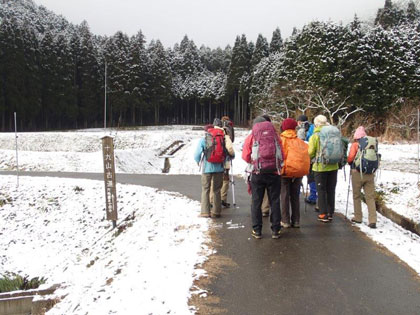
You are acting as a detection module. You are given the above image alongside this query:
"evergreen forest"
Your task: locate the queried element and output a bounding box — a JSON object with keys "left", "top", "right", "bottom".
{"left": 1, "top": 0, "right": 420, "bottom": 136}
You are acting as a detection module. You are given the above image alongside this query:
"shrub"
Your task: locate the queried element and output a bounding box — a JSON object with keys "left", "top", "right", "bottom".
{"left": 0, "top": 273, "right": 47, "bottom": 293}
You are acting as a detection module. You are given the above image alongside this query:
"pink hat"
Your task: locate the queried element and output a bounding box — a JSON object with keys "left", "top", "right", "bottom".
{"left": 354, "top": 126, "right": 366, "bottom": 140}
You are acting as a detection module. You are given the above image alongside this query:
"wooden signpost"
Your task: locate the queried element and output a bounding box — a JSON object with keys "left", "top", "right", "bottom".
{"left": 101, "top": 136, "right": 118, "bottom": 227}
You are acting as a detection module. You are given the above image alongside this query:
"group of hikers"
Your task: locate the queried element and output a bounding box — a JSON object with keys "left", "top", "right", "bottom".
{"left": 194, "top": 114, "right": 380, "bottom": 239}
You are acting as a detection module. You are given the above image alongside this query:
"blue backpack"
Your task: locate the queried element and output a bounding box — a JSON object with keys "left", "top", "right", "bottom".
{"left": 316, "top": 125, "right": 343, "bottom": 165}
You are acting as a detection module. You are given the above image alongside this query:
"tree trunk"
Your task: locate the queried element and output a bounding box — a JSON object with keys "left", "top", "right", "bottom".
{"left": 187, "top": 99, "right": 190, "bottom": 124}
{"left": 1, "top": 111, "right": 5, "bottom": 131}
{"left": 209, "top": 100, "right": 211, "bottom": 123}
{"left": 154, "top": 104, "right": 159, "bottom": 125}
{"left": 194, "top": 98, "right": 197, "bottom": 125}
{"left": 132, "top": 104, "right": 136, "bottom": 126}
{"left": 140, "top": 107, "right": 143, "bottom": 125}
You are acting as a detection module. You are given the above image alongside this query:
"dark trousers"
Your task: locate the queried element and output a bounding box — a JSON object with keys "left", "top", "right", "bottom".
{"left": 281, "top": 177, "right": 302, "bottom": 224}
{"left": 250, "top": 173, "right": 281, "bottom": 232}
{"left": 314, "top": 170, "right": 338, "bottom": 215}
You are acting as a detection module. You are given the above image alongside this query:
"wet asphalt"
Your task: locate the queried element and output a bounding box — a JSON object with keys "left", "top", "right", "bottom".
{"left": 3, "top": 171, "right": 420, "bottom": 315}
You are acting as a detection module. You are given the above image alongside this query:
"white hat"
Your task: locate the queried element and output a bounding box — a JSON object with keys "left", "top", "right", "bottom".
{"left": 314, "top": 115, "right": 328, "bottom": 127}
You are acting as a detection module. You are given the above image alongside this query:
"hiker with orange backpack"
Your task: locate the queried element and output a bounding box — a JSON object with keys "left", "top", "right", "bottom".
{"left": 279, "top": 118, "right": 310, "bottom": 228}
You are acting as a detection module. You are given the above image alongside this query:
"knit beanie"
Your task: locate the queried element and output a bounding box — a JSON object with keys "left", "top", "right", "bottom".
{"left": 261, "top": 114, "right": 271, "bottom": 122}
{"left": 281, "top": 118, "right": 298, "bottom": 131}
{"left": 297, "top": 115, "right": 308, "bottom": 122}
{"left": 253, "top": 116, "right": 267, "bottom": 126}
{"left": 314, "top": 115, "right": 328, "bottom": 127}
{"left": 354, "top": 126, "right": 367, "bottom": 140}
{"left": 213, "top": 118, "right": 222, "bottom": 127}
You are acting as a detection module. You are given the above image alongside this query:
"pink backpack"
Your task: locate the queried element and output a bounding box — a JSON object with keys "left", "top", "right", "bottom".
{"left": 251, "top": 121, "right": 283, "bottom": 173}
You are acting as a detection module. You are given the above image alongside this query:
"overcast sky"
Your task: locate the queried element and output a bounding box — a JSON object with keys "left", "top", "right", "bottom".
{"left": 33, "top": 0, "right": 385, "bottom": 48}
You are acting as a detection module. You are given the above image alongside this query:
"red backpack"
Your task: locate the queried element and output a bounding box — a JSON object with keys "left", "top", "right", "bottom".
{"left": 251, "top": 121, "right": 283, "bottom": 173}
{"left": 204, "top": 128, "right": 226, "bottom": 163}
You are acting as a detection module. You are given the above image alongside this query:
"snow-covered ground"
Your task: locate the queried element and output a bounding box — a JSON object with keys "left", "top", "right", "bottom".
{"left": 1, "top": 125, "right": 420, "bottom": 314}
{"left": 0, "top": 126, "right": 249, "bottom": 174}
{"left": 0, "top": 175, "right": 209, "bottom": 314}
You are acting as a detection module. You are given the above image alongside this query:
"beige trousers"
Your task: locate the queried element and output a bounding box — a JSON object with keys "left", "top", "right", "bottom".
{"left": 351, "top": 169, "right": 377, "bottom": 224}
{"left": 202, "top": 173, "right": 223, "bottom": 215}
{"left": 210, "top": 171, "right": 229, "bottom": 203}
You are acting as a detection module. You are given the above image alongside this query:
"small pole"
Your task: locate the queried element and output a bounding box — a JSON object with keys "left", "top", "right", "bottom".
{"left": 346, "top": 166, "right": 352, "bottom": 218}
{"left": 104, "top": 60, "right": 107, "bottom": 130}
{"left": 14, "top": 112, "right": 19, "bottom": 188}
{"left": 230, "top": 159, "right": 236, "bottom": 208}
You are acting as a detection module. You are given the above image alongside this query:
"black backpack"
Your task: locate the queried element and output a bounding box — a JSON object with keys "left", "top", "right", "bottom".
{"left": 222, "top": 119, "right": 235, "bottom": 143}
{"left": 338, "top": 137, "right": 350, "bottom": 169}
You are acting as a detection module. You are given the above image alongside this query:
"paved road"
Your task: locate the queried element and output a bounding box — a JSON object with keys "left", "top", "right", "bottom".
{"left": 3, "top": 171, "right": 420, "bottom": 314}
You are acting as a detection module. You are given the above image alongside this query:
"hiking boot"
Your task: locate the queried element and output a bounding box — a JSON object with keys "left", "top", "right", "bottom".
{"left": 351, "top": 218, "right": 362, "bottom": 224}
{"left": 305, "top": 198, "right": 316, "bottom": 205}
{"left": 314, "top": 206, "right": 320, "bottom": 212}
{"left": 328, "top": 214, "right": 333, "bottom": 221}
{"left": 251, "top": 230, "right": 262, "bottom": 239}
{"left": 221, "top": 200, "right": 230, "bottom": 208}
{"left": 262, "top": 211, "right": 269, "bottom": 217}
{"left": 281, "top": 221, "right": 291, "bottom": 228}
{"left": 200, "top": 212, "right": 210, "bottom": 218}
{"left": 317, "top": 214, "right": 329, "bottom": 223}
{"left": 368, "top": 223, "right": 377, "bottom": 229}
{"left": 291, "top": 222, "right": 300, "bottom": 228}
{"left": 271, "top": 230, "right": 281, "bottom": 239}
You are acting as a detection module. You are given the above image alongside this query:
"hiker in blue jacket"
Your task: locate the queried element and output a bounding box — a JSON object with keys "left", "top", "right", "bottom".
{"left": 194, "top": 123, "right": 234, "bottom": 218}
{"left": 297, "top": 115, "right": 317, "bottom": 207}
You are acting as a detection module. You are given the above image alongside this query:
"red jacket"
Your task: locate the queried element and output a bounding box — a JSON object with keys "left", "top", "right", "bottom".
{"left": 347, "top": 141, "right": 359, "bottom": 164}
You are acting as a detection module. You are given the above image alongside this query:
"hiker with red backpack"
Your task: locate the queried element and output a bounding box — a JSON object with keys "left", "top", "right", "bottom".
{"left": 242, "top": 116, "right": 284, "bottom": 239}
{"left": 308, "top": 115, "right": 341, "bottom": 223}
{"left": 347, "top": 126, "right": 380, "bottom": 229}
{"left": 195, "top": 121, "right": 234, "bottom": 218}
{"left": 279, "top": 118, "right": 310, "bottom": 228}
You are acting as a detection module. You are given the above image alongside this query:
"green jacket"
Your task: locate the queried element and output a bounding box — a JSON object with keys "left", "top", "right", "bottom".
{"left": 308, "top": 126, "right": 339, "bottom": 172}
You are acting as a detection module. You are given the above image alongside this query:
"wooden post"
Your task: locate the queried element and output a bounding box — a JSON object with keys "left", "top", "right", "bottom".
{"left": 14, "top": 112, "right": 19, "bottom": 188}
{"left": 101, "top": 136, "right": 118, "bottom": 227}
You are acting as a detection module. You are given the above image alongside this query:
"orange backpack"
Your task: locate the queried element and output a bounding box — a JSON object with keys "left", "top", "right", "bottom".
{"left": 281, "top": 135, "right": 310, "bottom": 178}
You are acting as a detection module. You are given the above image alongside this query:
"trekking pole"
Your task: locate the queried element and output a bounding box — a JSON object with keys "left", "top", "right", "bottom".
{"left": 301, "top": 183, "right": 307, "bottom": 213}
{"left": 230, "top": 159, "right": 236, "bottom": 208}
{"left": 345, "top": 166, "right": 352, "bottom": 218}
{"left": 198, "top": 153, "right": 204, "bottom": 172}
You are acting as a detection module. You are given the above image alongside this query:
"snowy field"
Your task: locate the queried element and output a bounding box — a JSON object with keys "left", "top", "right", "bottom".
{"left": 0, "top": 175, "right": 210, "bottom": 314}
{"left": 1, "top": 125, "right": 420, "bottom": 314}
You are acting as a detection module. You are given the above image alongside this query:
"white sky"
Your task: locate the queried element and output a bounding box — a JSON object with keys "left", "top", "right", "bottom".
{"left": 33, "top": 0, "right": 385, "bottom": 48}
